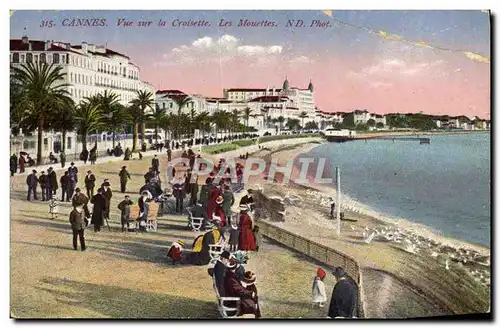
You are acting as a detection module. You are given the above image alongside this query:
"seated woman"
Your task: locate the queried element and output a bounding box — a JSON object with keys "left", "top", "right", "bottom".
{"left": 187, "top": 226, "right": 224, "bottom": 266}
{"left": 224, "top": 259, "right": 259, "bottom": 317}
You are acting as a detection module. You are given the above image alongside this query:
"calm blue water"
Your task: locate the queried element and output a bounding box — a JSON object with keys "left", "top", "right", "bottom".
{"left": 304, "top": 133, "right": 491, "bottom": 247}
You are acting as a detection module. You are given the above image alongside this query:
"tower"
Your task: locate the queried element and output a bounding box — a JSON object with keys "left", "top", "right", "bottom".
{"left": 283, "top": 76, "right": 289, "bottom": 90}
{"left": 308, "top": 79, "right": 314, "bottom": 93}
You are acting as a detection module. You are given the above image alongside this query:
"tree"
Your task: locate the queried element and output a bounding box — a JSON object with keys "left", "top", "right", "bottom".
{"left": 160, "top": 113, "right": 173, "bottom": 141}
{"left": 127, "top": 104, "right": 151, "bottom": 151}
{"left": 231, "top": 109, "right": 241, "bottom": 135}
{"left": 304, "top": 121, "right": 319, "bottom": 130}
{"left": 277, "top": 116, "right": 285, "bottom": 130}
{"left": 195, "top": 111, "right": 211, "bottom": 137}
{"left": 298, "top": 111, "right": 308, "bottom": 128}
{"left": 376, "top": 122, "right": 384, "bottom": 129}
{"left": 130, "top": 90, "right": 155, "bottom": 144}
{"left": 355, "top": 123, "right": 369, "bottom": 131}
{"left": 367, "top": 119, "right": 376, "bottom": 127}
{"left": 342, "top": 113, "right": 355, "bottom": 128}
{"left": 52, "top": 102, "right": 76, "bottom": 152}
{"left": 96, "top": 90, "right": 125, "bottom": 148}
{"left": 172, "top": 95, "right": 192, "bottom": 139}
{"left": 11, "top": 62, "right": 71, "bottom": 164}
{"left": 74, "top": 101, "right": 104, "bottom": 153}
{"left": 150, "top": 107, "right": 166, "bottom": 143}
{"left": 286, "top": 118, "right": 301, "bottom": 131}
{"left": 242, "top": 107, "right": 252, "bottom": 130}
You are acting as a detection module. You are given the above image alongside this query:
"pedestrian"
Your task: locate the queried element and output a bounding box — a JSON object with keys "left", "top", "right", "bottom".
{"left": 238, "top": 204, "right": 256, "bottom": 251}
{"left": 119, "top": 166, "right": 131, "bottom": 193}
{"left": 138, "top": 190, "right": 152, "bottom": 232}
{"left": 38, "top": 171, "right": 48, "bottom": 201}
{"left": 327, "top": 267, "right": 358, "bottom": 318}
{"left": 102, "top": 181, "right": 112, "bottom": 222}
{"left": 67, "top": 163, "right": 78, "bottom": 202}
{"left": 84, "top": 170, "right": 96, "bottom": 199}
{"left": 48, "top": 167, "right": 58, "bottom": 200}
{"left": 253, "top": 225, "right": 261, "bottom": 252}
{"left": 60, "top": 152, "right": 66, "bottom": 168}
{"left": 213, "top": 195, "right": 227, "bottom": 228}
{"left": 19, "top": 155, "right": 25, "bottom": 173}
{"left": 69, "top": 206, "right": 87, "bottom": 251}
{"left": 26, "top": 170, "right": 38, "bottom": 201}
{"left": 60, "top": 171, "right": 69, "bottom": 202}
{"left": 242, "top": 271, "right": 261, "bottom": 319}
{"left": 90, "top": 188, "right": 106, "bottom": 232}
{"left": 229, "top": 221, "right": 239, "bottom": 252}
{"left": 188, "top": 173, "right": 199, "bottom": 206}
{"left": 222, "top": 185, "right": 235, "bottom": 224}
{"left": 68, "top": 162, "right": 79, "bottom": 181}
{"left": 10, "top": 154, "right": 17, "bottom": 176}
{"left": 72, "top": 187, "right": 91, "bottom": 218}
{"left": 48, "top": 196, "right": 59, "bottom": 220}
{"left": 223, "top": 258, "right": 258, "bottom": 316}
{"left": 312, "top": 267, "right": 327, "bottom": 308}
{"left": 167, "top": 148, "right": 172, "bottom": 162}
{"left": 212, "top": 250, "right": 231, "bottom": 296}
{"left": 167, "top": 240, "right": 185, "bottom": 265}
{"left": 207, "top": 184, "right": 222, "bottom": 221}
{"left": 172, "top": 177, "right": 186, "bottom": 214}
{"left": 117, "top": 195, "right": 133, "bottom": 232}
{"left": 152, "top": 155, "right": 160, "bottom": 174}
{"left": 330, "top": 198, "right": 335, "bottom": 219}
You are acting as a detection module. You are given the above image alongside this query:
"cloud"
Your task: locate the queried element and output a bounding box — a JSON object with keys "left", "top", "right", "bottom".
{"left": 158, "top": 34, "right": 284, "bottom": 66}
{"left": 356, "top": 58, "right": 445, "bottom": 77}
{"left": 288, "top": 56, "right": 313, "bottom": 64}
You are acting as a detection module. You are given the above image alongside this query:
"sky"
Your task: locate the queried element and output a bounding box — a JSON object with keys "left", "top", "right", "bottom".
{"left": 10, "top": 10, "right": 491, "bottom": 118}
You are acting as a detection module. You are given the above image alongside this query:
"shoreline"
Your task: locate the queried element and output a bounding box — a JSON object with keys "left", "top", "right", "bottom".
{"left": 275, "top": 141, "right": 490, "bottom": 256}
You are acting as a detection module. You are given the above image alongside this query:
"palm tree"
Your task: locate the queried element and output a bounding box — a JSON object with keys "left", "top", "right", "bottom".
{"left": 127, "top": 104, "right": 151, "bottom": 152}
{"left": 130, "top": 90, "right": 155, "bottom": 144}
{"left": 11, "top": 62, "right": 71, "bottom": 164}
{"left": 195, "top": 111, "right": 211, "bottom": 138}
{"left": 172, "top": 96, "right": 192, "bottom": 139}
{"left": 150, "top": 107, "right": 166, "bottom": 143}
{"left": 74, "top": 101, "right": 104, "bottom": 153}
{"left": 299, "top": 111, "right": 308, "bottom": 128}
{"left": 242, "top": 107, "right": 252, "bottom": 130}
{"left": 231, "top": 109, "right": 241, "bottom": 135}
{"left": 159, "top": 113, "right": 173, "bottom": 142}
{"left": 52, "top": 102, "right": 76, "bottom": 152}
{"left": 96, "top": 90, "right": 125, "bottom": 148}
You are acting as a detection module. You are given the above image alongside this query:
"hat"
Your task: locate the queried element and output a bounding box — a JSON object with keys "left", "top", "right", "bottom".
{"left": 333, "top": 267, "right": 346, "bottom": 277}
{"left": 220, "top": 250, "right": 231, "bottom": 260}
{"left": 226, "top": 258, "right": 238, "bottom": 269}
{"left": 243, "top": 271, "right": 256, "bottom": 284}
{"left": 48, "top": 167, "right": 53, "bottom": 171}
{"left": 70, "top": 162, "right": 75, "bottom": 165}
{"left": 239, "top": 204, "right": 249, "bottom": 211}
{"left": 103, "top": 181, "right": 111, "bottom": 187}
{"left": 75, "top": 188, "right": 81, "bottom": 192}
{"left": 41, "top": 171, "right": 44, "bottom": 173}
{"left": 216, "top": 195, "right": 223, "bottom": 204}
{"left": 317, "top": 267, "right": 326, "bottom": 280}
{"left": 32, "top": 170, "right": 37, "bottom": 173}
{"left": 177, "top": 240, "right": 185, "bottom": 247}
{"left": 87, "top": 170, "right": 92, "bottom": 173}
{"left": 122, "top": 166, "right": 126, "bottom": 169}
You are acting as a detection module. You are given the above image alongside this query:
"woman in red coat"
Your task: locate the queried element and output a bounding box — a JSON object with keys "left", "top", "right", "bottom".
{"left": 207, "top": 184, "right": 222, "bottom": 221}
{"left": 238, "top": 205, "right": 256, "bottom": 251}
{"left": 213, "top": 195, "right": 227, "bottom": 227}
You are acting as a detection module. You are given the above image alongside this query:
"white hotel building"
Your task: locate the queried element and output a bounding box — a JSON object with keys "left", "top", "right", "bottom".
{"left": 10, "top": 35, "right": 155, "bottom": 159}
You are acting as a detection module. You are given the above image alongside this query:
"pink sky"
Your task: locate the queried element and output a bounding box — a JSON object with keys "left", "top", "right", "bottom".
{"left": 138, "top": 49, "right": 490, "bottom": 119}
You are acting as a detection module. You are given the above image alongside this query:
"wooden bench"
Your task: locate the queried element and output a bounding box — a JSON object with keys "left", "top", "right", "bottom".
{"left": 186, "top": 208, "right": 204, "bottom": 232}
{"left": 129, "top": 202, "right": 159, "bottom": 232}
{"left": 210, "top": 265, "right": 240, "bottom": 318}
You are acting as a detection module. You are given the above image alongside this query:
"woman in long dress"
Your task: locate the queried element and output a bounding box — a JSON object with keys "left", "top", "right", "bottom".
{"left": 238, "top": 205, "right": 256, "bottom": 251}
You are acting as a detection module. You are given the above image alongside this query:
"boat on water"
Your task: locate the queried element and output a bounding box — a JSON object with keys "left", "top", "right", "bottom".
{"left": 321, "top": 128, "right": 357, "bottom": 142}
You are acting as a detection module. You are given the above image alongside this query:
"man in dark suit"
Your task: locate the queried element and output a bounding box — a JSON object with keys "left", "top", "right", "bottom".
{"left": 26, "top": 170, "right": 38, "bottom": 201}
{"left": 213, "top": 250, "right": 231, "bottom": 296}
{"left": 72, "top": 188, "right": 90, "bottom": 219}
{"left": 84, "top": 170, "right": 96, "bottom": 199}
{"left": 91, "top": 188, "right": 107, "bottom": 232}
{"left": 152, "top": 155, "right": 160, "bottom": 174}
{"left": 38, "top": 171, "right": 48, "bottom": 201}
{"left": 119, "top": 166, "right": 131, "bottom": 193}
{"left": 69, "top": 206, "right": 87, "bottom": 251}
{"left": 328, "top": 267, "right": 358, "bottom": 318}
{"left": 47, "top": 167, "right": 58, "bottom": 200}
{"left": 173, "top": 178, "right": 186, "bottom": 214}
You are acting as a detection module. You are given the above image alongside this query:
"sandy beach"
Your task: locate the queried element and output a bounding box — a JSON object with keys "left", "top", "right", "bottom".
{"left": 241, "top": 140, "right": 490, "bottom": 316}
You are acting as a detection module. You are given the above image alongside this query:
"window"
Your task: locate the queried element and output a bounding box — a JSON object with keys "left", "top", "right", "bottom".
{"left": 67, "top": 137, "right": 72, "bottom": 149}
{"left": 34, "top": 54, "right": 39, "bottom": 62}
{"left": 53, "top": 53, "right": 60, "bottom": 64}
{"left": 43, "top": 138, "right": 48, "bottom": 151}
{"left": 12, "top": 53, "right": 19, "bottom": 63}
{"left": 40, "top": 53, "right": 46, "bottom": 63}
{"left": 26, "top": 53, "right": 33, "bottom": 63}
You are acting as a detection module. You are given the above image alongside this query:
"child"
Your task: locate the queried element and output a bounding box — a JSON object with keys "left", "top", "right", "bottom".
{"left": 48, "top": 196, "right": 59, "bottom": 220}
{"left": 167, "top": 240, "right": 185, "bottom": 265}
{"left": 117, "top": 195, "right": 133, "bottom": 232}
{"left": 312, "top": 267, "right": 327, "bottom": 308}
{"left": 253, "top": 225, "right": 261, "bottom": 252}
{"left": 229, "top": 221, "right": 239, "bottom": 252}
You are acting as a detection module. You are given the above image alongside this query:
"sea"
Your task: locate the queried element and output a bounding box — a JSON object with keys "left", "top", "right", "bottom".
{"left": 302, "top": 132, "right": 491, "bottom": 247}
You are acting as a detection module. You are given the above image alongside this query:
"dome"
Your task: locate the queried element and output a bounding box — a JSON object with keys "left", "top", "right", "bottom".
{"left": 283, "top": 77, "right": 289, "bottom": 90}
{"left": 308, "top": 80, "right": 314, "bottom": 92}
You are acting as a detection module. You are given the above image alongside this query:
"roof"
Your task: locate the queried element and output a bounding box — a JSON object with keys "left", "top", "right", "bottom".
{"left": 156, "top": 90, "right": 186, "bottom": 95}
{"left": 10, "top": 39, "right": 130, "bottom": 59}
{"left": 249, "top": 96, "right": 289, "bottom": 103}
{"left": 286, "top": 107, "right": 299, "bottom": 110}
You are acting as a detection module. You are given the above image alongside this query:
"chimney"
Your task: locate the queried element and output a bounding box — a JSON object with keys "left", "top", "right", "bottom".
{"left": 81, "top": 42, "right": 88, "bottom": 53}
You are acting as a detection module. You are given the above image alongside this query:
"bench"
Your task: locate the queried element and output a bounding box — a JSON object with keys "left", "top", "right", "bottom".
{"left": 186, "top": 208, "right": 204, "bottom": 232}
{"left": 129, "top": 202, "right": 159, "bottom": 232}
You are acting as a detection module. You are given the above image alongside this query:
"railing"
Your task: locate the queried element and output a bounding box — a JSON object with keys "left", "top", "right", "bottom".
{"left": 256, "top": 219, "right": 365, "bottom": 318}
